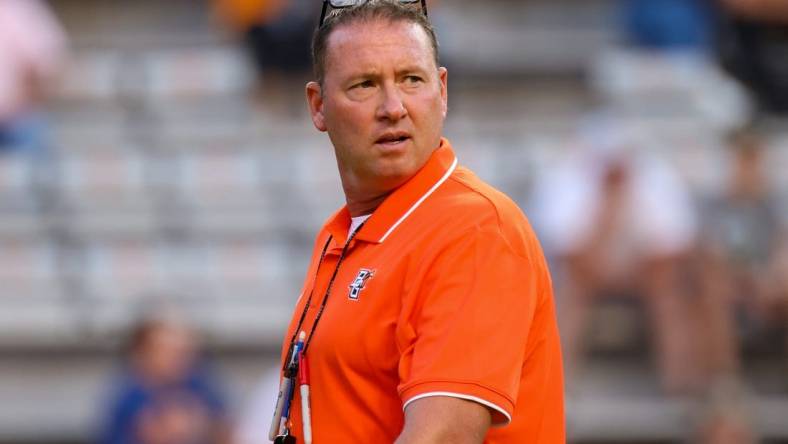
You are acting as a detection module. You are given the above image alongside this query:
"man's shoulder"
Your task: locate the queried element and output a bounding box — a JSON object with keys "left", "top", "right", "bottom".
{"left": 448, "top": 166, "right": 523, "bottom": 214}
{"left": 430, "top": 165, "right": 540, "bottom": 255}
{"left": 435, "top": 166, "right": 526, "bottom": 224}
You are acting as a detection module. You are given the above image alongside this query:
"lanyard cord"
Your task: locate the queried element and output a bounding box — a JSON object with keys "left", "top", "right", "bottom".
{"left": 283, "top": 236, "right": 331, "bottom": 368}
{"left": 282, "top": 222, "right": 366, "bottom": 370}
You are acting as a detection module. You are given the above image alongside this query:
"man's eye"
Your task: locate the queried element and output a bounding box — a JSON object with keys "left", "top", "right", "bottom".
{"left": 353, "top": 80, "right": 374, "bottom": 89}
{"left": 404, "top": 76, "right": 423, "bottom": 84}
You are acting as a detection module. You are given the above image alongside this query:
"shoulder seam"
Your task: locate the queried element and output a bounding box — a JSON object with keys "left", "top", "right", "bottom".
{"left": 446, "top": 173, "right": 550, "bottom": 311}
{"left": 446, "top": 174, "right": 526, "bottom": 260}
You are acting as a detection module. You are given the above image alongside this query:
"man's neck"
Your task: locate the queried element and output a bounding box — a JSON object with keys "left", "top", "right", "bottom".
{"left": 346, "top": 191, "right": 392, "bottom": 217}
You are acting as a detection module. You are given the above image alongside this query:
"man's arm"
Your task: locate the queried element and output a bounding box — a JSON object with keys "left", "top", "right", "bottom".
{"left": 394, "top": 396, "right": 492, "bottom": 444}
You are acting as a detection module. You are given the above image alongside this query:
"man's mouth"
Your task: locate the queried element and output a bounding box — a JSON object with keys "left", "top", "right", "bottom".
{"left": 375, "top": 132, "right": 411, "bottom": 145}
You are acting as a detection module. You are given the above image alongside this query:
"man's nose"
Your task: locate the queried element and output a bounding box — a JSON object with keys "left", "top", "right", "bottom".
{"left": 376, "top": 85, "right": 408, "bottom": 121}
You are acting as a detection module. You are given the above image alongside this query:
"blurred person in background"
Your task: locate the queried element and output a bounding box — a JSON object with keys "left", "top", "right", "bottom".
{"left": 694, "top": 127, "right": 788, "bottom": 443}
{"left": 697, "top": 128, "right": 784, "bottom": 379}
{"left": 771, "top": 236, "right": 788, "bottom": 324}
{"left": 623, "top": 0, "right": 715, "bottom": 51}
{"left": 531, "top": 119, "right": 699, "bottom": 395}
{"left": 0, "top": 0, "right": 67, "bottom": 153}
{"left": 213, "top": 0, "right": 440, "bottom": 76}
{"left": 213, "top": 0, "right": 313, "bottom": 113}
{"left": 97, "top": 316, "right": 230, "bottom": 444}
{"left": 716, "top": 0, "right": 788, "bottom": 113}
{"left": 721, "top": 0, "right": 788, "bottom": 21}
{"left": 213, "top": 0, "right": 312, "bottom": 76}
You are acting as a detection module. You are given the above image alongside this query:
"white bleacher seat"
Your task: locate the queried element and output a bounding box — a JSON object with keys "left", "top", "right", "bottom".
{"left": 75, "top": 238, "right": 298, "bottom": 339}
{"left": 75, "top": 238, "right": 298, "bottom": 341}
{"left": 59, "top": 148, "right": 157, "bottom": 236}
{"left": 289, "top": 146, "right": 344, "bottom": 219}
{"left": 291, "top": 143, "right": 340, "bottom": 187}
{"left": 0, "top": 153, "right": 45, "bottom": 238}
{"left": 204, "top": 240, "right": 296, "bottom": 301}
{"left": 438, "top": 0, "right": 615, "bottom": 75}
{"left": 52, "top": 50, "right": 120, "bottom": 102}
{"left": 156, "top": 241, "right": 213, "bottom": 295}
{"left": 209, "top": 240, "right": 272, "bottom": 290}
{"left": 79, "top": 238, "right": 296, "bottom": 302}
{"left": 0, "top": 152, "right": 35, "bottom": 199}
{"left": 767, "top": 133, "right": 788, "bottom": 203}
{"left": 60, "top": 149, "right": 148, "bottom": 200}
{"left": 171, "top": 148, "right": 272, "bottom": 236}
{"left": 454, "top": 134, "right": 521, "bottom": 188}
{"left": 0, "top": 212, "right": 44, "bottom": 239}
{"left": 186, "top": 210, "right": 272, "bottom": 237}
{"left": 589, "top": 49, "right": 752, "bottom": 130}
{"left": 144, "top": 48, "right": 254, "bottom": 99}
{"left": 0, "top": 296, "right": 75, "bottom": 345}
{"left": 0, "top": 240, "right": 60, "bottom": 298}
{"left": 53, "top": 123, "right": 127, "bottom": 154}
{"left": 255, "top": 147, "right": 299, "bottom": 187}
{"left": 175, "top": 149, "right": 262, "bottom": 203}
{"left": 82, "top": 239, "right": 166, "bottom": 299}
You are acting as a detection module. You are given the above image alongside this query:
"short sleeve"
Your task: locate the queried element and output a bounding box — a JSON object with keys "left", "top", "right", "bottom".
{"left": 397, "top": 227, "right": 540, "bottom": 426}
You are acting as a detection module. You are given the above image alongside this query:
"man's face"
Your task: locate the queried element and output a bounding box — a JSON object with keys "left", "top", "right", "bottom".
{"left": 307, "top": 19, "right": 448, "bottom": 199}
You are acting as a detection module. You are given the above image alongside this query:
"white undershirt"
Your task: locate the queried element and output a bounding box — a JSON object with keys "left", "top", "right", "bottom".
{"left": 349, "top": 214, "right": 372, "bottom": 238}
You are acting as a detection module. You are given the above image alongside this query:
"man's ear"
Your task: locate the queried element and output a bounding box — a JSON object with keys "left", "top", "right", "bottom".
{"left": 438, "top": 67, "right": 448, "bottom": 118}
{"left": 306, "top": 81, "right": 327, "bottom": 132}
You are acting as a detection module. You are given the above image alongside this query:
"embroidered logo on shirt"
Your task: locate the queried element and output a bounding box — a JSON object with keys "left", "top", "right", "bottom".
{"left": 349, "top": 269, "right": 374, "bottom": 301}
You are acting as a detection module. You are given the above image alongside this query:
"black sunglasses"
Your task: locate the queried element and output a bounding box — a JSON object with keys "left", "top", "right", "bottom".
{"left": 319, "top": 0, "right": 428, "bottom": 26}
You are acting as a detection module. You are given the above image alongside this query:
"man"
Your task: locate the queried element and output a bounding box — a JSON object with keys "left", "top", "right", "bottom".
{"left": 272, "top": 1, "right": 564, "bottom": 442}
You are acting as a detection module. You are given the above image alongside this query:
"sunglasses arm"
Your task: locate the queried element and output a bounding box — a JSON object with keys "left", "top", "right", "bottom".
{"left": 319, "top": 1, "right": 329, "bottom": 27}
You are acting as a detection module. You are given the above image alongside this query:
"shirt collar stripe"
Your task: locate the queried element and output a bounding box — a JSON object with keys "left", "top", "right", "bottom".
{"left": 378, "top": 157, "right": 458, "bottom": 243}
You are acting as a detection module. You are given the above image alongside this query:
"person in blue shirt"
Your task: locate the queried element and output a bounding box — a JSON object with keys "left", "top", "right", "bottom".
{"left": 97, "top": 317, "right": 230, "bottom": 444}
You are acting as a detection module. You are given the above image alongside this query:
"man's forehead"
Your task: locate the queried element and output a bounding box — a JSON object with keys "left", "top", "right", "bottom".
{"left": 324, "top": 19, "right": 433, "bottom": 71}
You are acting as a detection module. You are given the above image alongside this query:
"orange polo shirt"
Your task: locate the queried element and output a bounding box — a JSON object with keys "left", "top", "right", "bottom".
{"left": 279, "top": 138, "right": 564, "bottom": 443}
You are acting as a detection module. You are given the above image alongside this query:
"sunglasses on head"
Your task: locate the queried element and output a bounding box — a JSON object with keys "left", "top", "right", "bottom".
{"left": 319, "top": 0, "right": 428, "bottom": 26}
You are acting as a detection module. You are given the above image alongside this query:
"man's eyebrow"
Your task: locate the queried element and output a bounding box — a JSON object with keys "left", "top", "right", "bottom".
{"left": 343, "top": 66, "right": 431, "bottom": 84}
{"left": 345, "top": 70, "right": 381, "bottom": 83}
{"left": 397, "top": 66, "right": 434, "bottom": 79}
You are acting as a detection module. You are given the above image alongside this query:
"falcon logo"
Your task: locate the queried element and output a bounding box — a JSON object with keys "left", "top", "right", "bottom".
{"left": 349, "top": 269, "right": 374, "bottom": 301}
